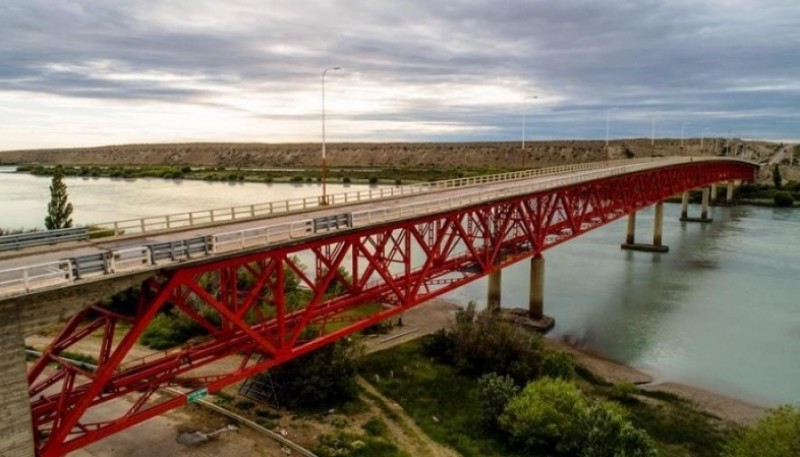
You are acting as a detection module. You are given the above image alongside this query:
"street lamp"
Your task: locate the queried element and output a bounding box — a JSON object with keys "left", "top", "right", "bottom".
{"left": 605, "top": 107, "right": 618, "bottom": 161}
{"left": 680, "top": 122, "right": 691, "bottom": 149}
{"left": 605, "top": 107, "right": 618, "bottom": 147}
{"left": 521, "top": 95, "right": 538, "bottom": 169}
{"left": 321, "top": 66, "right": 341, "bottom": 205}
{"left": 700, "top": 128, "right": 711, "bottom": 152}
{"left": 651, "top": 118, "right": 657, "bottom": 147}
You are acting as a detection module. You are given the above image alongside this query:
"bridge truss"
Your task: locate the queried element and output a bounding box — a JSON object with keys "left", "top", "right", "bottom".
{"left": 28, "top": 161, "right": 755, "bottom": 456}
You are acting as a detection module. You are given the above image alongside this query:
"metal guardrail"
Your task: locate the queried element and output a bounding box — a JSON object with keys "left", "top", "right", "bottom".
{"left": 0, "top": 227, "right": 88, "bottom": 251}
{"left": 85, "top": 158, "right": 662, "bottom": 237}
{"left": 0, "top": 157, "right": 754, "bottom": 298}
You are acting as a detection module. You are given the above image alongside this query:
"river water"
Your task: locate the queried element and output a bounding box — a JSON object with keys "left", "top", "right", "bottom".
{"left": 1, "top": 166, "right": 798, "bottom": 406}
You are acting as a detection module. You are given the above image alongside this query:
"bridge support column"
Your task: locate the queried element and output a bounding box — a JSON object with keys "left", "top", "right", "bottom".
{"left": 680, "top": 192, "right": 690, "bottom": 219}
{"left": 726, "top": 181, "right": 735, "bottom": 204}
{"left": 624, "top": 212, "right": 636, "bottom": 245}
{"left": 487, "top": 270, "right": 502, "bottom": 312}
{"left": 701, "top": 187, "right": 711, "bottom": 220}
{"left": 680, "top": 188, "right": 713, "bottom": 223}
{"left": 621, "top": 203, "right": 669, "bottom": 252}
{"left": 529, "top": 255, "right": 544, "bottom": 320}
{"left": 0, "top": 310, "right": 35, "bottom": 457}
{"left": 711, "top": 184, "right": 718, "bottom": 202}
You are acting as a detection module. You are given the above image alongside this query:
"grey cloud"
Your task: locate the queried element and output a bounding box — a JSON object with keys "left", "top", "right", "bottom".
{"left": 0, "top": 0, "right": 797, "bottom": 142}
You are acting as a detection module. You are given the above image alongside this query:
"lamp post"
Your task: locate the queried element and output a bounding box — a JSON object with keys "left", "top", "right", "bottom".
{"left": 650, "top": 116, "right": 659, "bottom": 158}
{"left": 521, "top": 95, "right": 538, "bottom": 169}
{"left": 605, "top": 107, "right": 618, "bottom": 160}
{"left": 321, "top": 66, "right": 341, "bottom": 205}
{"left": 680, "top": 122, "right": 691, "bottom": 150}
{"left": 700, "top": 128, "right": 710, "bottom": 153}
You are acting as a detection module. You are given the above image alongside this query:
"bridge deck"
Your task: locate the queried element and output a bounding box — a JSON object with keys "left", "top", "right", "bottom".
{"left": 0, "top": 157, "right": 747, "bottom": 299}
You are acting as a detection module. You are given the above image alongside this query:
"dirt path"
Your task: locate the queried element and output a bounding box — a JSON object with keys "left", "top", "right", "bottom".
{"left": 356, "top": 376, "right": 461, "bottom": 457}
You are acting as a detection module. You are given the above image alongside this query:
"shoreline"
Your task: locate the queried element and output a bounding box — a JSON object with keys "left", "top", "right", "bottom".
{"left": 543, "top": 336, "right": 768, "bottom": 426}
{"left": 381, "top": 298, "right": 769, "bottom": 427}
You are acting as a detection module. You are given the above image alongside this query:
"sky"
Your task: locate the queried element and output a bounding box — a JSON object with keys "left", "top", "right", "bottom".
{"left": 0, "top": 0, "right": 798, "bottom": 150}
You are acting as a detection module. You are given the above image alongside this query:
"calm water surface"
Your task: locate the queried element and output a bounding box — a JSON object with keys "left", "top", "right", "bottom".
{"left": 1, "top": 167, "right": 798, "bottom": 405}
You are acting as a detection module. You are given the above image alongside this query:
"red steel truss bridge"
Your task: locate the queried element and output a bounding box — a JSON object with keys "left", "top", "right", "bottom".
{"left": 0, "top": 157, "right": 757, "bottom": 456}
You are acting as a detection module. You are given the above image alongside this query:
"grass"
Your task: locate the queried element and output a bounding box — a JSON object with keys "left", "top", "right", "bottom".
{"left": 358, "top": 339, "right": 525, "bottom": 457}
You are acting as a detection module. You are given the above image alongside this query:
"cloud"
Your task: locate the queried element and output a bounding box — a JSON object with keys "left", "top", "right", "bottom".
{"left": 0, "top": 0, "right": 797, "bottom": 149}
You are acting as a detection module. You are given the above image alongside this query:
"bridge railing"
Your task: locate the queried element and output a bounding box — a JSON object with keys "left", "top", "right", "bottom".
{"left": 85, "top": 158, "right": 661, "bottom": 238}
{"left": 0, "top": 157, "right": 749, "bottom": 298}
{"left": 0, "top": 227, "right": 89, "bottom": 251}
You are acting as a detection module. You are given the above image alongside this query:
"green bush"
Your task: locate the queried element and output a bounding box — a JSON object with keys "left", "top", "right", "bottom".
{"left": 500, "top": 378, "right": 589, "bottom": 454}
{"left": 423, "top": 302, "right": 543, "bottom": 383}
{"left": 540, "top": 351, "right": 577, "bottom": 380}
{"left": 722, "top": 406, "right": 800, "bottom": 457}
{"left": 362, "top": 417, "right": 389, "bottom": 437}
{"left": 253, "top": 340, "right": 361, "bottom": 411}
{"left": 580, "top": 401, "right": 657, "bottom": 457}
{"left": 774, "top": 191, "right": 795, "bottom": 207}
{"left": 476, "top": 372, "right": 519, "bottom": 429}
{"left": 500, "top": 378, "right": 656, "bottom": 457}
{"left": 139, "top": 312, "right": 205, "bottom": 349}
{"left": 368, "top": 176, "right": 378, "bottom": 184}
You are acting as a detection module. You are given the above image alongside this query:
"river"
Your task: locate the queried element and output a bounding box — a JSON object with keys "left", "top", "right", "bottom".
{"left": 1, "top": 166, "right": 798, "bottom": 406}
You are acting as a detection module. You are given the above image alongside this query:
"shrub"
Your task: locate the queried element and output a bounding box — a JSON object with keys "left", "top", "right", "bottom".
{"left": 722, "top": 406, "right": 800, "bottom": 457}
{"left": 423, "top": 302, "right": 544, "bottom": 383}
{"left": 499, "top": 378, "right": 589, "bottom": 454}
{"left": 139, "top": 312, "right": 205, "bottom": 349}
{"left": 362, "top": 417, "right": 389, "bottom": 437}
{"left": 580, "top": 401, "right": 657, "bottom": 457}
{"left": 342, "top": 176, "right": 352, "bottom": 183}
{"left": 368, "top": 176, "right": 378, "bottom": 184}
{"left": 252, "top": 340, "right": 361, "bottom": 411}
{"left": 476, "top": 373, "right": 519, "bottom": 429}
{"left": 540, "top": 351, "right": 577, "bottom": 380}
{"left": 500, "top": 378, "right": 657, "bottom": 457}
{"left": 774, "top": 191, "right": 795, "bottom": 207}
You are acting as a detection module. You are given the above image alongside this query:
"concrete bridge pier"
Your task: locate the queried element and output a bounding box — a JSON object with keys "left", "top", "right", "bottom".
{"left": 726, "top": 180, "right": 735, "bottom": 204}
{"left": 711, "top": 184, "right": 718, "bottom": 202}
{"left": 487, "top": 269, "right": 502, "bottom": 312}
{"left": 0, "top": 316, "right": 35, "bottom": 457}
{"left": 529, "top": 255, "right": 544, "bottom": 319}
{"left": 680, "top": 188, "right": 713, "bottom": 223}
{"left": 621, "top": 203, "right": 669, "bottom": 252}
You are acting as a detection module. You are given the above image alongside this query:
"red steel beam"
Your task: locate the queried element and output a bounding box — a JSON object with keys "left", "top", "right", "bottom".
{"left": 29, "top": 161, "right": 755, "bottom": 456}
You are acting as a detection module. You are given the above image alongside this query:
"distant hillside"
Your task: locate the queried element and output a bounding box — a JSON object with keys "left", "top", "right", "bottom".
{"left": 0, "top": 139, "right": 779, "bottom": 169}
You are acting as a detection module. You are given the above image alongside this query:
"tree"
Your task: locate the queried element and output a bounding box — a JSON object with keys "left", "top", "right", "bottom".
{"left": 476, "top": 372, "right": 520, "bottom": 429}
{"left": 773, "top": 164, "right": 783, "bottom": 189}
{"left": 45, "top": 167, "right": 73, "bottom": 230}
{"left": 723, "top": 406, "right": 800, "bottom": 457}
{"left": 250, "top": 339, "right": 362, "bottom": 410}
